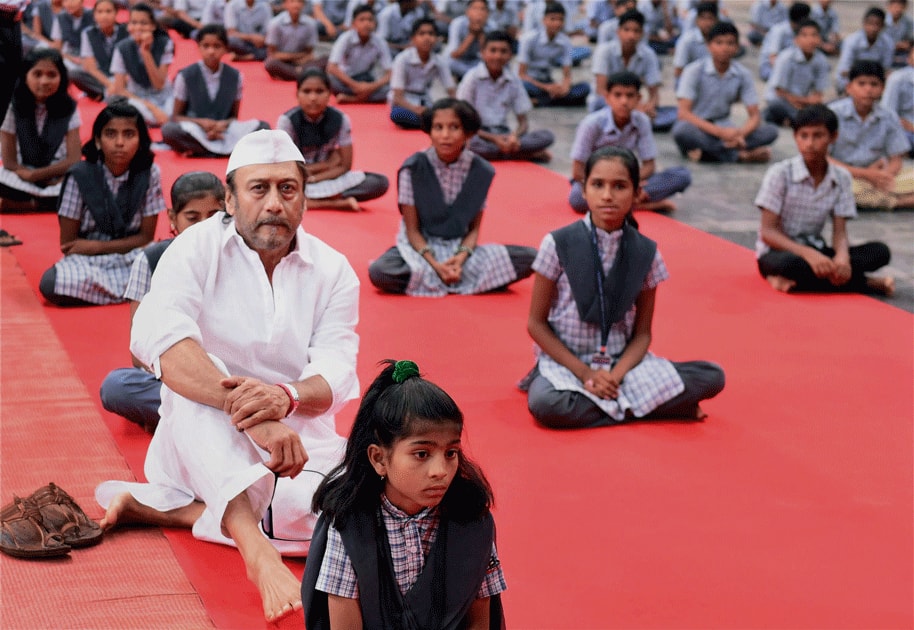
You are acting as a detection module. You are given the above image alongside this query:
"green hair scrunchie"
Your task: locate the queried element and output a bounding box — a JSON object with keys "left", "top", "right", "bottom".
{"left": 392, "top": 360, "right": 420, "bottom": 384}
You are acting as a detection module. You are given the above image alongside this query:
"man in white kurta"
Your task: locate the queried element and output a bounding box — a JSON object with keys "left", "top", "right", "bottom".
{"left": 95, "top": 129, "right": 359, "bottom": 622}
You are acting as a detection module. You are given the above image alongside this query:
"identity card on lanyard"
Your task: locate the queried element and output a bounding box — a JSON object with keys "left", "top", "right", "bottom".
{"left": 589, "top": 224, "right": 614, "bottom": 372}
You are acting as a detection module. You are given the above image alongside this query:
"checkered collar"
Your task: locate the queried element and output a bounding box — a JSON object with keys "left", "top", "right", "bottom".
{"left": 788, "top": 154, "right": 839, "bottom": 188}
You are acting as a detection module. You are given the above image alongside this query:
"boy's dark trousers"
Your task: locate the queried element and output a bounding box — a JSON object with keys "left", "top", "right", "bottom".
{"left": 757, "top": 241, "right": 890, "bottom": 292}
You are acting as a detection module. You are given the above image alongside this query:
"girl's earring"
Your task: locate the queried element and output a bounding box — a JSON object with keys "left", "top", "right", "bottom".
{"left": 169, "top": 223, "right": 177, "bottom": 236}
{"left": 379, "top": 475, "right": 385, "bottom": 482}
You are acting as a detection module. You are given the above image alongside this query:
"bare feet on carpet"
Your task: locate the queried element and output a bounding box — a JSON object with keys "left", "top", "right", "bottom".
{"left": 766, "top": 275, "right": 797, "bottom": 292}
{"left": 247, "top": 546, "right": 304, "bottom": 622}
{"left": 99, "top": 492, "right": 203, "bottom": 530}
{"left": 867, "top": 275, "right": 895, "bottom": 296}
{"left": 737, "top": 147, "right": 771, "bottom": 163}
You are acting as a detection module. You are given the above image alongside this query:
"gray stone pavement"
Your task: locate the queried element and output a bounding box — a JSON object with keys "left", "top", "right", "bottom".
{"left": 522, "top": 0, "right": 913, "bottom": 313}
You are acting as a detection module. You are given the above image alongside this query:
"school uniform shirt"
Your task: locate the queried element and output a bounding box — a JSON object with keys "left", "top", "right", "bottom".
{"left": 592, "top": 39, "right": 662, "bottom": 87}
{"left": 444, "top": 15, "right": 483, "bottom": 63}
{"left": 201, "top": 0, "right": 230, "bottom": 26}
{"left": 835, "top": 29, "right": 894, "bottom": 78}
{"left": 765, "top": 45, "right": 830, "bottom": 100}
{"left": 638, "top": 0, "right": 675, "bottom": 38}
{"left": 569, "top": 107, "right": 656, "bottom": 163}
{"left": 810, "top": 3, "right": 839, "bottom": 40}
{"left": 124, "top": 248, "right": 156, "bottom": 301}
{"left": 328, "top": 28, "right": 391, "bottom": 77}
{"left": 79, "top": 26, "right": 128, "bottom": 76}
{"left": 749, "top": 0, "right": 787, "bottom": 31}
{"left": 456, "top": 62, "right": 532, "bottom": 130}
{"left": 487, "top": 2, "right": 520, "bottom": 33}
{"left": 49, "top": 163, "right": 166, "bottom": 303}
{"left": 827, "top": 97, "right": 910, "bottom": 167}
{"left": 315, "top": 494, "right": 506, "bottom": 600}
{"left": 0, "top": 104, "right": 81, "bottom": 197}
{"left": 532, "top": 214, "right": 684, "bottom": 420}
{"left": 388, "top": 47, "right": 455, "bottom": 107}
{"left": 676, "top": 57, "right": 759, "bottom": 125}
{"left": 753, "top": 155, "right": 856, "bottom": 257}
{"left": 673, "top": 26, "right": 708, "bottom": 70}
{"left": 172, "top": 0, "right": 207, "bottom": 20}
{"left": 265, "top": 10, "right": 318, "bottom": 53}
{"left": 312, "top": 0, "right": 346, "bottom": 26}
{"left": 759, "top": 20, "right": 794, "bottom": 61}
{"left": 596, "top": 17, "right": 618, "bottom": 46}
{"left": 517, "top": 28, "right": 572, "bottom": 83}
{"left": 98, "top": 216, "right": 356, "bottom": 554}
{"left": 224, "top": 0, "right": 271, "bottom": 36}
{"left": 882, "top": 65, "right": 914, "bottom": 126}
{"left": 885, "top": 13, "right": 914, "bottom": 47}
{"left": 376, "top": 2, "right": 417, "bottom": 46}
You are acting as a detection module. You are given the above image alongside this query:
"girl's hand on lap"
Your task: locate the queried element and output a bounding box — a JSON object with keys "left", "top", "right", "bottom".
{"left": 583, "top": 369, "right": 621, "bottom": 400}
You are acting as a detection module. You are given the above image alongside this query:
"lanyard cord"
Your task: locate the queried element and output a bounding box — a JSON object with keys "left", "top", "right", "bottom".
{"left": 588, "top": 221, "right": 610, "bottom": 355}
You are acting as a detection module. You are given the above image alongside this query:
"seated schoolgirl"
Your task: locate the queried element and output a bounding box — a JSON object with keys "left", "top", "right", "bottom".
{"left": 521, "top": 147, "right": 725, "bottom": 429}
{"left": 108, "top": 3, "right": 175, "bottom": 127}
{"left": 39, "top": 101, "right": 166, "bottom": 306}
{"left": 276, "top": 68, "right": 388, "bottom": 211}
{"left": 99, "top": 171, "right": 224, "bottom": 431}
{"left": 368, "top": 98, "right": 536, "bottom": 296}
{"left": 302, "top": 359, "right": 507, "bottom": 629}
{"left": 70, "top": 0, "right": 129, "bottom": 102}
{"left": 162, "top": 24, "right": 269, "bottom": 157}
{"left": 388, "top": 17, "right": 456, "bottom": 130}
{"left": 0, "top": 49, "right": 81, "bottom": 212}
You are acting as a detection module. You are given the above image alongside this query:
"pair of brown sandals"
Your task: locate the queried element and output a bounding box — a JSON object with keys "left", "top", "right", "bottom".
{"left": 0, "top": 483, "right": 103, "bottom": 559}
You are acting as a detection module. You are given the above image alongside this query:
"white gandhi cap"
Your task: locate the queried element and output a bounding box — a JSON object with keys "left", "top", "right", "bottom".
{"left": 225, "top": 129, "right": 305, "bottom": 177}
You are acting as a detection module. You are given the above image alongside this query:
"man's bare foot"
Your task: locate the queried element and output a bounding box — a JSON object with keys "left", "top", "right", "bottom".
{"left": 686, "top": 148, "right": 703, "bottom": 162}
{"left": 247, "top": 548, "right": 304, "bottom": 622}
{"left": 99, "top": 492, "right": 203, "bottom": 530}
{"left": 737, "top": 146, "right": 772, "bottom": 163}
{"left": 867, "top": 275, "right": 895, "bottom": 296}
{"left": 766, "top": 275, "right": 796, "bottom": 293}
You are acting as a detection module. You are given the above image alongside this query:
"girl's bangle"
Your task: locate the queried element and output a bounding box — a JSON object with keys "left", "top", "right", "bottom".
{"left": 417, "top": 246, "right": 432, "bottom": 257}
{"left": 457, "top": 245, "right": 474, "bottom": 256}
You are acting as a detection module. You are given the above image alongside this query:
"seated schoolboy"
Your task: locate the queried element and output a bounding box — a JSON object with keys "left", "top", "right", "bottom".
{"left": 586, "top": 0, "right": 613, "bottom": 43}
{"left": 885, "top": 0, "right": 913, "bottom": 67}
{"left": 263, "top": 0, "right": 327, "bottom": 80}
{"left": 595, "top": 0, "right": 636, "bottom": 45}
{"left": 311, "top": 0, "right": 347, "bottom": 40}
{"left": 487, "top": 0, "right": 520, "bottom": 42}
{"left": 162, "top": 25, "right": 269, "bottom": 156}
{"left": 160, "top": 0, "right": 207, "bottom": 39}
{"left": 758, "top": 1, "right": 811, "bottom": 81}
{"left": 811, "top": 0, "right": 840, "bottom": 55}
{"left": 672, "top": 0, "right": 716, "bottom": 79}
{"left": 763, "top": 18, "right": 829, "bottom": 126}
{"left": 224, "top": 0, "right": 271, "bottom": 61}
{"left": 388, "top": 17, "right": 456, "bottom": 129}
{"left": 834, "top": 7, "right": 894, "bottom": 94}
{"left": 277, "top": 68, "right": 389, "bottom": 210}
{"left": 368, "top": 98, "right": 536, "bottom": 296}
{"left": 517, "top": 2, "right": 589, "bottom": 106}
{"left": 639, "top": 0, "right": 679, "bottom": 55}
{"left": 747, "top": 0, "right": 787, "bottom": 46}
{"left": 377, "top": 0, "right": 423, "bottom": 55}
{"left": 755, "top": 104, "right": 893, "bottom": 295}
{"left": 881, "top": 47, "right": 914, "bottom": 155}
{"left": 589, "top": 9, "right": 676, "bottom": 132}
{"left": 71, "top": 0, "right": 128, "bottom": 102}
{"left": 326, "top": 3, "right": 391, "bottom": 103}
{"left": 672, "top": 21, "right": 778, "bottom": 163}
{"left": 99, "top": 171, "right": 225, "bottom": 432}
{"left": 570, "top": 71, "right": 691, "bottom": 213}
{"left": 444, "top": 0, "right": 488, "bottom": 80}
{"left": 827, "top": 60, "right": 914, "bottom": 210}
{"left": 200, "top": 0, "right": 230, "bottom": 28}
{"left": 456, "top": 30, "right": 554, "bottom": 162}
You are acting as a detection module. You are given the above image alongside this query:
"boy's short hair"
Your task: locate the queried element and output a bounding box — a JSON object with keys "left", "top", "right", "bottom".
{"left": 606, "top": 70, "right": 642, "bottom": 91}
{"left": 788, "top": 2, "right": 811, "bottom": 24}
{"left": 170, "top": 171, "right": 226, "bottom": 211}
{"left": 410, "top": 16, "right": 437, "bottom": 36}
{"left": 196, "top": 23, "right": 228, "bottom": 45}
{"left": 618, "top": 9, "right": 645, "bottom": 28}
{"left": 350, "top": 3, "right": 375, "bottom": 20}
{"left": 707, "top": 20, "right": 739, "bottom": 42}
{"left": 795, "top": 18, "right": 821, "bottom": 35}
{"left": 792, "top": 104, "right": 838, "bottom": 134}
{"left": 543, "top": 2, "right": 565, "bottom": 17}
{"left": 888, "top": 0, "right": 908, "bottom": 6}
{"left": 420, "top": 98, "right": 482, "bottom": 134}
{"left": 848, "top": 59, "right": 886, "bottom": 83}
{"left": 483, "top": 29, "right": 513, "bottom": 48}
{"left": 863, "top": 7, "right": 886, "bottom": 23}
{"left": 695, "top": 1, "right": 719, "bottom": 18}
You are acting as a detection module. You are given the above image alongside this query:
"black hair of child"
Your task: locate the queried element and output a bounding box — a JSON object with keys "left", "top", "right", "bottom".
{"left": 82, "top": 99, "right": 154, "bottom": 172}
{"left": 543, "top": 1, "right": 565, "bottom": 17}
{"left": 585, "top": 146, "right": 641, "bottom": 229}
{"left": 849, "top": 59, "right": 886, "bottom": 83}
{"left": 792, "top": 104, "right": 839, "bottom": 134}
{"left": 863, "top": 7, "right": 886, "bottom": 23}
{"left": 351, "top": 3, "right": 376, "bottom": 20}
{"left": 296, "top": 66, "right": 331, "bottom": 88}
{"left": 788, "top": 2, "right": 811, "bottom": 25}
{"left": 483, "top": 29, "right": 513, "bottom": 48}
{"left": 129, "top": 3, "right": 169, "bottom": 38}
{"left": 708, "top": 20, "right": 739, "bottom": 42}
{"left": 695, "top": 1, "right": 719, "bottom": 18}
{"left": 410, "top": 16, "right": 437, "bottom": 36}
{"left": 312, "top": 360, "right": 494, "bottom": 529}
{"left": 795, "top": 18, "right": 821, "bottom": 35}
{"left": 170, "top": 171, "right": 225, "bottom": 210}
{"left": 196, "top": 23, "right": 228, "bottom": 45}
{"left": 618, "top": 8, "right": 645, "bottom": 29}
{"left": 606, "top": 70, "right": 642, "bottom": 91}
{"left": 420, "top": 98, "right": 482, "bottom": 135}
{"left": 13, "top": 48, "right": 76, "bottom": 120}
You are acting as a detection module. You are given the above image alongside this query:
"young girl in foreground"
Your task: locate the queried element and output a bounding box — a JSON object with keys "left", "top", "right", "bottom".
{"left": 39, "top": 101, "right": 165, "bottom": 306}
{"left": 368, "top": 98, "right": 536, "bottom": 296}
{"left": 276, "top": 69, "right": 389, "bottom": 211}
{"left": 302, "top": 360, "right": 506, "bottom": 629}
{"left": 0, "top": 49, "right": 81, "bottom": 212}
{"left": 522, "top": 147, "right": 725, "bottom": 429}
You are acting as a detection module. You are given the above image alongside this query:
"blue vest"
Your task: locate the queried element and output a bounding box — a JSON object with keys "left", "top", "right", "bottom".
{"left": 180, "top": 63, "right": 239, "bottom": 120}
{"left": 85, "top": 24, "right": 129, "bottom": 75}
{"left": 282, "top": 105, "right": 342, "bottom": 152}
{"left": 116, "top": 32, "right": 169, "bottom": 88}
{"left": 62, "top": 161, "right": 150, "bottom": 239}
{"left": 57, "top": 9, "right": 94, "bottom": 51}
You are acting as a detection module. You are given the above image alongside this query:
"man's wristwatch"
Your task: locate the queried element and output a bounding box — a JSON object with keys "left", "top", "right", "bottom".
{"left": 276, "top": 383, "right": 300, "bottom": 417}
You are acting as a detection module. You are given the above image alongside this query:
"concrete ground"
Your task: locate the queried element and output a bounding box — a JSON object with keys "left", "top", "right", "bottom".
{"left": 523, "top": 0, "right": 913, "bottom": 313}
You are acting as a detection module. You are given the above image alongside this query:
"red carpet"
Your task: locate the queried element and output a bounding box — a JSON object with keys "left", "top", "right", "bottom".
{"left": 1, "top": 35, "right": 912, "bottom": 629}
